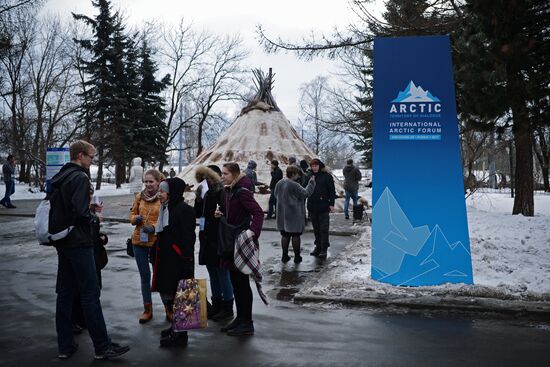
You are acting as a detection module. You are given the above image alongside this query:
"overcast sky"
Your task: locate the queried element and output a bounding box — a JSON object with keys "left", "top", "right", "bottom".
{"left": 43, "top": 0, "right": 379, "bottom": 124}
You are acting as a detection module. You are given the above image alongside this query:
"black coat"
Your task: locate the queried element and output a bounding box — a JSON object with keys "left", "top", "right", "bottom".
{"left": 307, "top": 162, "right": 336, "bottom": 213}
{"left": 270, "top": 167, "right": 283, "bottom": 190}
{"left": 152, "top": 178, "right": 196, "bottom": 296}
{"left": 50, "top": 163, "right": 96, "bottom": 249}
{"left": 194, "top": 184, "right": 222, "bottom": 266}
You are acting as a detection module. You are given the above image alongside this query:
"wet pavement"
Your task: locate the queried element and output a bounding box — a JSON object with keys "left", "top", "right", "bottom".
{"left": 1, "top": 215, "right": 550, "bottom": 366}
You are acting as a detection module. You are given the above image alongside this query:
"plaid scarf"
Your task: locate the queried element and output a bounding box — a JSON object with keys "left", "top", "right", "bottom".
{"left": 234, "top": 230, "right": 268, "bottom": 305}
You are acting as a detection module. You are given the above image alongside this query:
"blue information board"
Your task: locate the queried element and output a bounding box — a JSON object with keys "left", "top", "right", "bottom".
{"left": 372, "top": 35, "right": 473, "bottom": 286}
{"left": 46, "top": 147, "right": 70, "bottom": 193}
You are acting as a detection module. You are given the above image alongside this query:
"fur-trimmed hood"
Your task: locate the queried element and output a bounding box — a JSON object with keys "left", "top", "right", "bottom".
{"left": 195, "top": 166, "right": 222, "bottom": 187}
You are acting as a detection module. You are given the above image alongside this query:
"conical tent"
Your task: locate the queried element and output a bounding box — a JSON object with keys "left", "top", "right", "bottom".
{"left": 178, "top": 69, "right": 343, "bottom": 196}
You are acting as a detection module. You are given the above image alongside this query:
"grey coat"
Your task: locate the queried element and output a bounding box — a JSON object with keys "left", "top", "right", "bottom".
{"left": 274, "top": 178, "right": 315, "bottom": 234}
{"left": 343, "top": 164, "right": 362, "bottom": 192}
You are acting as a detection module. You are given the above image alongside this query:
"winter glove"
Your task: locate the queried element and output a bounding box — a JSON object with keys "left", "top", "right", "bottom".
{"left": 134, "top": 215, "right": 143, "bottom": 225}
{"left": 143, "top": 224, "right": 155, "bottom": 234}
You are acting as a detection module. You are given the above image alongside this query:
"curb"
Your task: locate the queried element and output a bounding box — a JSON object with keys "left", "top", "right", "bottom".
{"left": 294, "top": 292, "right": 550, "bottom": 319}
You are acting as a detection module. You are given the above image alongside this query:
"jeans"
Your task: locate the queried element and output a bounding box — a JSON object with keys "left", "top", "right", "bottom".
{"left": 56, "top": 246, "right": 111, "bottom": 354}
{"left": 133, "top": 245, "right": 152, "bottom": 304}
{"left": 230, "top": 270, "right": 253, "bottom": 321}
{"left": 310, "top": 211, "right": 330, "bottom": 251}
{"left": 206, "top": 265, "right": 234, "bottom": 300}
{"left": 344, "top": 190, "right": 359, "bottom": 217}
{"left": 267, "top": 193, "right": 276, "bottom": 218}
{"left": 2, "top": 179, "right": 14, "bottom": 205}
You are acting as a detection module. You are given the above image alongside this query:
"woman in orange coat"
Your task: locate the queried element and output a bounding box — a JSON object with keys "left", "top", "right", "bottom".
{"left": 129, "top": 169, "right": 163, "bottom": 323}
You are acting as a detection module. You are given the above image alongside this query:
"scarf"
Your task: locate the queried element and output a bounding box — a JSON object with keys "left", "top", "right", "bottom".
{"left": 155, "top": 203, "right": 169, "bottom": 233}
{"left": 234, "top": 229, "right": 268, "bottom": 306}
{"left": 141, "top": 189, "right": 159, "bottom": 202}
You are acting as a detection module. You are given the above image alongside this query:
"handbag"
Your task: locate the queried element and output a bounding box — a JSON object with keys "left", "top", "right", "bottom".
{"left": 218, "top": 216, "right": 250, "bottom": 258}
{"left": 172, "top": 279, "right": 208, "bottom": 331}
{"left": 126, "top": 238, "right": 134, "bottom": 257}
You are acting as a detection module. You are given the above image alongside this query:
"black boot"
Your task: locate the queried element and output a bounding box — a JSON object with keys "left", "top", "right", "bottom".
{"left": 211, "top": 299, "right": 234, "bottom": 322}
{"left": 310, "top": 246, "right": 321, "bottom": 256}
{"left": 226, "top": 320, "right": 254, "bottom": 336}
{"left": 317, "top": 245, "right": 328, "bottom": 259}
{"left": 281, "top": 253, "right": 291, "bottom": 263}
{"left": 161, "top": 326, "right": 172, "bottom": 338}
{"left": 208, "top": 297, "right": 223, "bottom": 320}
{"left": 220, "top": 317, "right": 241, "bottom": 332}
{"left": 160, "top": 329, "right": 188, "bottom": 348}
{"left": 294, "top": 251, "right": 302, "bottom": 263}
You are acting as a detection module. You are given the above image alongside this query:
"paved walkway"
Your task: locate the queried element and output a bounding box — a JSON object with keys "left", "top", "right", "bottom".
{"left": 0, "top": 194, "right": 366, "bottom": 236}
{"left": 3, "top": 195, "right": 548, "bottom": 319}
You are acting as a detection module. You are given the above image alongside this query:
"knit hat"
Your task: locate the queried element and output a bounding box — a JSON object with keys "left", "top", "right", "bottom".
{"left": 159, "top": 180, "right": 170, "bottom": 193}
{"left": 247, "top": 160, "right": 257, "bottom": 170}
{"left": 271, "top": 160, "right": 279, "bottom": 166}
{"left": 288, "top": 156, "right": 297, "bottom": 165}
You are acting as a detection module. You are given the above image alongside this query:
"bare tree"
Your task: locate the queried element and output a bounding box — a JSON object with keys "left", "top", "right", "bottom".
{"left": 191, "top": 34, "right": 248, "bottom": 156}
{"left": 25, "top": 16, "right": 79, "bottom": 188}
{"left": 160, "top": 20, "right": 213, "bottom": 150}
{"left": 0, "top": 0, "right": 40, "bottom": 16}
{"left": 0, "top": 6, "right": 35, "bottom": 182}
{"left": 299, "top": 76, "right": 331, "bottom": 155}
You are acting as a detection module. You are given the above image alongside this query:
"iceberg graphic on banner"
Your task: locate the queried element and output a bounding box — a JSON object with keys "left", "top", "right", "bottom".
{"left": 372, "top": 187, "right": 473, "bottom": 286}
{"left": 391, "top": 80, "right": 440, "bottom": 103}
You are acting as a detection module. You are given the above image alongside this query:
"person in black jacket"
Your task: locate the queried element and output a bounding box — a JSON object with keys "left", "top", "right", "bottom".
{"left": 152, "top": 177, "right": 196, "bottom": 348}
{"left": 194, "top": 165, "right": 234, "bottom": 322}
{"left": 1, "top": 154, "right": 16, "bottom": 208}
{"left": 307, "top": 159, "right": 335, "bottom": 259}
{"left": 266, "top": 160, "right": 283, "bottom": 219}
{"left": 51, "top": 140, "right": 129, "bottom": 360}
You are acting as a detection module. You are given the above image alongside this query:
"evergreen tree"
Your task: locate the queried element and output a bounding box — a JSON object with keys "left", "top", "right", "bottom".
{"left": 134, "top": 38, "right": 170, "bottom": 166}
{"left": 455, "top": 0, "right": 550, "bottom": 215}
{"left": 73, "top": 0, "right": 119, "bottom": 189}
{"left": 106, "top": 16, "right": 134, "bottom": 188}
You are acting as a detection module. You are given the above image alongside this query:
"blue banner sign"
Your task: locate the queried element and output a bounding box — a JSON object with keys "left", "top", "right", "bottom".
{"left": 46, "top": 147, "right": 70, "bottom": 192}
{"left": 372, "top": 36, "right": 473, "bottom": 286}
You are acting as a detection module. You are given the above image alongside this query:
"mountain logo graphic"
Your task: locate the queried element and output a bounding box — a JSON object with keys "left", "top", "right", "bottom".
{"left": 372, "top": 187, "right": 473, "bottom": 286}
{"left": 391, "top": 81, "right": 440, "bottom": 103}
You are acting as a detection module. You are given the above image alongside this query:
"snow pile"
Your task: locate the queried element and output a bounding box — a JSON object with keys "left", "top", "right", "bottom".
{"left": 303, "top": 190, "right": 550, "bottom": 301}
{"left": 7, "top": 182, "right": 131, "bottom": 201}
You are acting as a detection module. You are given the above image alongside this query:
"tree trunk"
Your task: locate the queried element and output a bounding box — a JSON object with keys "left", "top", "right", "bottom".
{"left": 508, "top": 65, "right": 533, "bottom": 216}
{"left": 508, "top": 140, "right": 514, "bottom": 198}
{"left": 542, "top": 163, "right": 550, "bottom": 193}
{"left": 533, "top": 128, "right": 550, "bottom": 192}
{"left": 95, "top": 146, "right": 104, "bottom": 191}
{"left": 115, "top": 161, "right": 125, "bottom": 189}
{"left": 196, "top": 119, "right": 204, "bottom": 157}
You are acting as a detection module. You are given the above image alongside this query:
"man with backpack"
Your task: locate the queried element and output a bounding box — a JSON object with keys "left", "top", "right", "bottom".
{"left": 50, "top": 140, "right": 129, "bottom": 360}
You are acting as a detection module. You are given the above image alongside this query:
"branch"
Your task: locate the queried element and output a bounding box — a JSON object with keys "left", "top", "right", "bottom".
{"left": 257, "top": 25, "right": 372, "bottom": 60}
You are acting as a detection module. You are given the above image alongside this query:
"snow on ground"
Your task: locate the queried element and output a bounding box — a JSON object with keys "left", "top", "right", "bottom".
{"left": 5, "top": 182, "right": 131, "bottom": 201}
{"left": 306, "top": 189, "right": 550, "bottom": 301}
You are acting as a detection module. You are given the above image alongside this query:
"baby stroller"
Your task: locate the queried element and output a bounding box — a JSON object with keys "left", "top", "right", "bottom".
{"left": 352, "top": 197, "right": 371, "bottom": 224}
